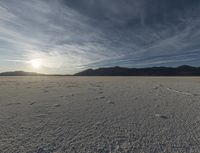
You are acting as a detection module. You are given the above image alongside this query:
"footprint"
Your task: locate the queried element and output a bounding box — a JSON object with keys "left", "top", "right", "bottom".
{"left": 155, "top": 114, "right": 168, "bottom": 119}
{"left": 96, "top": 96, "right": 105, "bottom": 100}
{"left": 99, "top": 91, "right": 103, "bottom": 94}
{"left": 108, "top": 100, "right": 115, "bottom": 104}
{"left": 43, "top": 89, "right": 49, "bottom": 93}
{"left": 30, "top": 101, "right": 37, "bottom": 105}
{"left": 54, "top": 104, "right": 61, "bottom": 107}
{"left": 153, "top": 86, "right": 159, "bottom": 90}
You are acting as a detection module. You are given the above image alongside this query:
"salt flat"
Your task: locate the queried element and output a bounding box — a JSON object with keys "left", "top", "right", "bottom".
{"left": 0, "top": 77, "right": 200, "bottom": 153}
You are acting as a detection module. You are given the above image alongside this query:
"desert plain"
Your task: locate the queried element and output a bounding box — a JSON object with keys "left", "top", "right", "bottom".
{"left": 0, "top": 76, "right": 200, "bottom": 153}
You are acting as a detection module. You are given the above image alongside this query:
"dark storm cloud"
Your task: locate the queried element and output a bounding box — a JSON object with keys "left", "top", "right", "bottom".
{"left": 0, "top": 0, "right": 200, "bottom": 73}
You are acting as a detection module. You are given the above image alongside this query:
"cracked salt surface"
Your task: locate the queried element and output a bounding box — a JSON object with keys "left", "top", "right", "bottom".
{"left": 0, "top": 77, "right": 200, "bottom": 152}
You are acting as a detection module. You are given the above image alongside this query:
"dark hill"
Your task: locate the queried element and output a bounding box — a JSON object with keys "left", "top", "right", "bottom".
{"left": 74, "top": 65, "right": 200, "bottom": 76}
{"left": 0, "top": 71, "right": 72, "bottom": 76}
{"left": 0, "top": 71, "right": 45, "bottom": 76}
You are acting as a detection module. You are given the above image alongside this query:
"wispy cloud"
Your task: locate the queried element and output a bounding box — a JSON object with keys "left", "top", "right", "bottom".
{"left": 0, "top": 0, "right": 200, "bottom": 74}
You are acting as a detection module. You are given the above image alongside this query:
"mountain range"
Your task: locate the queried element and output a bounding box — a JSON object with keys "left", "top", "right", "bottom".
{"left": 74, "top": 65, "right": 200, "bottom": 76}
{"left": 1, "top": 65, "right": 200, "bottom": 76}
{"left": 0, "top": 71, "right": 46, "bottom": 76}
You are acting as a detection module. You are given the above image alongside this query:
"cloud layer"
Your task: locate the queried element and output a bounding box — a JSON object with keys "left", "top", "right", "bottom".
{"left": 0, "top": 0, "right": 200, "bottom": 74}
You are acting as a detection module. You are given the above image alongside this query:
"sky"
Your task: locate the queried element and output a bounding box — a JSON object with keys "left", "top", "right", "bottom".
{"left": 0, "top": 0, "right": 200, "bottom": 74}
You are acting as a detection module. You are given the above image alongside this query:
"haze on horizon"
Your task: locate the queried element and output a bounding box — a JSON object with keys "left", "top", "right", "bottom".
{"left": 0, "top": 0, "right": 200, "bottom": 74}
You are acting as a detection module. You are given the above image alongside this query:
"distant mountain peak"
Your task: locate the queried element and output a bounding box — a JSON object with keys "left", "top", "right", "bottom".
{"left": 178, "top": 65, "right": 195, "bottom": 69}
{"left": 0, "top": 71, "right": 44, "bottom": 76}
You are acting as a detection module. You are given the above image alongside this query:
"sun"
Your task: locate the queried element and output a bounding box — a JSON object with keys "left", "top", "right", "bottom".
{"left": 30, "top": 59, "right": 42, "bottom": 69}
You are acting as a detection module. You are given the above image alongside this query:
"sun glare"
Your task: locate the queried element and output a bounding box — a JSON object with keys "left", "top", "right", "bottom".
{"left": 30, "top": 59, "right": 42, "bottom": 69}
